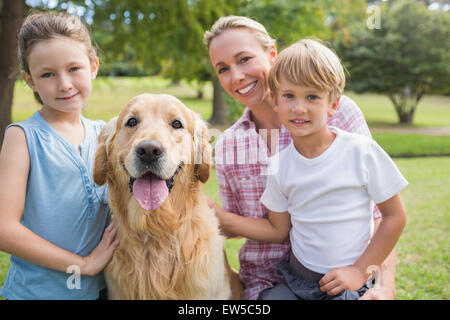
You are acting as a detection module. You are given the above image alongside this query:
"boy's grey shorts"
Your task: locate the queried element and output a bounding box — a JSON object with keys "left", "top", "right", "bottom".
{"left": 259, "top": 252, "right": 370, "bottom": 300}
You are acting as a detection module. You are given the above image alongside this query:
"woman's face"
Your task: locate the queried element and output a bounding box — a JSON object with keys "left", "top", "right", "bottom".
{"left": 208, "top": 28, "right": 276, "bottom": 109}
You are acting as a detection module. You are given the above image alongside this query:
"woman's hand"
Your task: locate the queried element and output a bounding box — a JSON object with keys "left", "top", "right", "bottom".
{"left": 81, "top": 219, "right": 119, "bottom": 276}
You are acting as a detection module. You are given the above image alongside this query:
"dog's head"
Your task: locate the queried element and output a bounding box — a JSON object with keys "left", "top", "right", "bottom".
{"left": 94, "top": 94, "right": 212, "bottom": 215}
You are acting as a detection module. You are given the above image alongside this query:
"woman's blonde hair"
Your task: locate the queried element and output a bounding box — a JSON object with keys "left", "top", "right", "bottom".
{"left": 18, "top": 11, "right": 98, "bottom": 104}
{"left": 268, "top": 39, "right": 345, "bottom": 101}
{"left": 203, "top": 15, "right": 276, "bottom": 50}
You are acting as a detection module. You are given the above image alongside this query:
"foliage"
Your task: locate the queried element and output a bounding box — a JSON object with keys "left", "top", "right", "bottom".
{"left": 238, "top": 0, "right": 330, "bottom": 48}
{"left": 338, "top": 0, "right": 450, "bottom": 124}
{"left": 90, "top": 0, "right": 239, "bottom": 82}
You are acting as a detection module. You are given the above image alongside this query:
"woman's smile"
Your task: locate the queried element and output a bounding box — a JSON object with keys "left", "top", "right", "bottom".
{"left": 236, "top": 81, "right": 257, "bottom": 95}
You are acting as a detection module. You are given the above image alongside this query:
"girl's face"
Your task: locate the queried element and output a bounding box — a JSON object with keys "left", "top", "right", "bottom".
{"left": 208, "top": 28, "right": 276, "bottom": 109}
{"left": 22, "top": 36, "right": 98, "bottom": 115}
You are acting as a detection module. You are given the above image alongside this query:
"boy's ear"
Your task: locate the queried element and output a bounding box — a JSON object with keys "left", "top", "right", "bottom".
{"left": 271, "top": 91, "right": 279, "bottom": 112}
{"left": 21, "top": 71, "right": 35, "bottom": 91}
{"left": 91, "top": 57, "right": 99, "bottom": 80}
{"left": 328, "top": 96, "right": 340, "bottom": 118}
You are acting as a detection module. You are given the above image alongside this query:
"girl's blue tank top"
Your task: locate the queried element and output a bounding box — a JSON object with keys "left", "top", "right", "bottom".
{"left": 0, "top": 111, "right": 110, "bottom": 300}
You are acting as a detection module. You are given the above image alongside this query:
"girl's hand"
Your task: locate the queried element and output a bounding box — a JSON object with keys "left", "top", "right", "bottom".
{"left": 81, "top": 219, "right": 119, "bottom": 276}
{"left": 319, "top": 266, "right": 367, "bottom": 296}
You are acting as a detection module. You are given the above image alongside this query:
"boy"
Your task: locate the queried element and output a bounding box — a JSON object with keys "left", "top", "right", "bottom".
{"left": 216, "top": 39, "right": 408, "bottom": 300}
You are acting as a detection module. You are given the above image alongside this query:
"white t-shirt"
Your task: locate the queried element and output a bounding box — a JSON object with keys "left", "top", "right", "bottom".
{"left": 260, "top": 126, "right": 408, "bottom": 274}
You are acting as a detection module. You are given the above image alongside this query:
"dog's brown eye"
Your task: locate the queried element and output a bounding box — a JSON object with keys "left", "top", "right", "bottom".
{"left": 126, "top": 117, "right": 138, "bottom": 127}
{"left": 171, "top": 119, "right": 183, "bottom": 129}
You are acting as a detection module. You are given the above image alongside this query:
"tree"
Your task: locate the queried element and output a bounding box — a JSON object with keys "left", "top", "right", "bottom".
{"left": 339, "top": 0, "right": 450, "bottom": 124}
{"left": 90, "top": 0, "right": 240, "bottom": 125}
{"left": 240, "top": 0, "right": 331, "bottom": 49}
{"left": 0, "top": 0, "right": 25, "bottom": 145}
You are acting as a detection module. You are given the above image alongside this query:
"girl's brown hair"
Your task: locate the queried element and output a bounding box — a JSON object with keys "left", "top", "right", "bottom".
{"left": 18, "top": 11, "right": 98, "bottom": 103}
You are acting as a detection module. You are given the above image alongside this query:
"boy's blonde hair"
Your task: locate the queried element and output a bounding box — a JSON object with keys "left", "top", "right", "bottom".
{"left": 268, "top": 39, "right": 345, "bottom": 101}
{"left": 204, "top": 15, "right": 276, "bottom": 50}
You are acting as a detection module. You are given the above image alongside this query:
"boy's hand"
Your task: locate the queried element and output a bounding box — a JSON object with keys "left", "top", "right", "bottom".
{"left": 319, "top": 266, "right": 367, "bottom": 296}
{"left": 81, "top": 219, "right": 119, "bottom": 276}
{"left": 206, "top": 197, "right": 227, "bottom": 224}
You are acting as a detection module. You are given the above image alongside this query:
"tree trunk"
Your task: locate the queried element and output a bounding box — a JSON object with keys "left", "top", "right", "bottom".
{"left": 0, "top": 0, "right": 25, "bottom": 146}
{"left": 208, "top": 77, "right": 228, "bottom": 125}
{"left": 388, "top": 91, "right": 422, "bottom": 125}
{"left": 398, "top": 110, "right": 415, "bottom": 124}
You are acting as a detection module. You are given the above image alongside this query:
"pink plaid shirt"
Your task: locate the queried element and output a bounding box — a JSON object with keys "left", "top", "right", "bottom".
{"left": 214, "top": 95, "right": 380, "bottom": 300}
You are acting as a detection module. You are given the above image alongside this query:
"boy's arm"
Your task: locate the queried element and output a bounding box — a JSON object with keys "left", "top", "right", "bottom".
{"left": 212, "top": 201, "right": 291, "bottom": 243}
{"left": 319, "top": 194, "right": 406, "bottom": 295}
{"left": 359, "top": 218, "right": 397, "bottom": 300}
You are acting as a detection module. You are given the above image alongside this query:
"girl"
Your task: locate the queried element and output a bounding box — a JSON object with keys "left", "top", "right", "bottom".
{"left": 204, "top": 16, "right": 397, "bottom": 300}
{"left": 0, "top": 12, "right": 118, "bottom": 300}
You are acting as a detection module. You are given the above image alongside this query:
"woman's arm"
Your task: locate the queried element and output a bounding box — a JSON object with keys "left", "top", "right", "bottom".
{"left": 0, "top": 127, "right": 118, "bottom": 276}
{"left": 214, "top": 163, "right": 243, "bottom": 238}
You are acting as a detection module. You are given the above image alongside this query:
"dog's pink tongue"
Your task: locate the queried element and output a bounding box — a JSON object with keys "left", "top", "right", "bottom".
{"left": 132, "top": 174, "right": 168, "bottom": 211}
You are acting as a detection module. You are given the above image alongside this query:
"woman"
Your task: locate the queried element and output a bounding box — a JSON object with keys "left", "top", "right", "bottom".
{"left": 204, "top": 16, "right": 397, "bottom": 300}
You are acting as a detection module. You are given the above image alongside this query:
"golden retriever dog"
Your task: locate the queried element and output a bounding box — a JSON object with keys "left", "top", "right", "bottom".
{"left": 93, "top": 93, "right": 242, "bottom": 299}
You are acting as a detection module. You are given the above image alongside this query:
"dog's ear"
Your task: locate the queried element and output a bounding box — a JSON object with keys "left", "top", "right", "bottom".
{"left": 193, "top": 114, "right": 212, "bottom": 184}
{"left": 93, "top": 117, "right": 117, "bottom": 186}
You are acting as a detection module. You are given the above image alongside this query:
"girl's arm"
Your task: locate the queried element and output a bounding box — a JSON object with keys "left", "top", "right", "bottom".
{"left": 0, "top": 127, "right": 118, "bottom": 276}
{"left": 319, "top": 194, "right": 406, "bottom": 295}
{"left": 211, "top": 199, "right": 291, "bottom": 243}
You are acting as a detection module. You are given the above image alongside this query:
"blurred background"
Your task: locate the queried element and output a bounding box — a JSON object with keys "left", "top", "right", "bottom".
{"left": 0, "top": 0, "right": 448, "bottom": 299}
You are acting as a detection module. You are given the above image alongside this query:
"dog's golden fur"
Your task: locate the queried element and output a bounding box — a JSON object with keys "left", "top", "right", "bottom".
{"left": 93, "top": 94, "right": 242, "bottom": 299}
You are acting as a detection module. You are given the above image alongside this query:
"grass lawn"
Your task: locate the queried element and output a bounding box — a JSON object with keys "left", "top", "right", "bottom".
{"left": 1, "top": 157, "right": 448, "bottom": 300}
{"left": 345, "top": 92, "right": 450, "bottom": 128}
{"left": 1, "top": 76, "right": 448, "bottom": 300}
{"left": 207, "top": 157, "right": 450, "bottom": 300}
{"left": 12, "top": 77, "right": 450, "bottom": 158}
{"left": 372, "top": 133, "right": 450, "bottom": 158}
{"left": 11, "top": 76, "right": 450, "bottom": 129}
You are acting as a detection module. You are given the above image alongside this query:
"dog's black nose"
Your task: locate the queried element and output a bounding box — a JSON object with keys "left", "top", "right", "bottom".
{"left": 135, "top": 140, "right": 164, "bottom": 163}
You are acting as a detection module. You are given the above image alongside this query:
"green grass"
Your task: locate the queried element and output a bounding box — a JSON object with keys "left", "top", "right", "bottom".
{"left": 393, "top": 157, "right": 450, "bottom": 300}
{"left": 12, "top": 77, "right": 214, "bottom": 123}
{"left": 12, "top": 77, "right": 450, "bottom": 128}
{"left": 2, "top": 76, "right": 448, "bottom": 300}
{"left": 205, "top": 158, "right": 450, "bottom": 300}
{"left": 346, "top": 92, "right": 450, "bottom": 128}
{"left": 4, "top": 159, "right": 446, "bottom": 300}
{"left": 373, "top": 133, "right": 450, "bottom": 157}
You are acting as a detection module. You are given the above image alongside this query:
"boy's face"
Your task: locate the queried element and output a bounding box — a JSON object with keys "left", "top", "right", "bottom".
{"left": 273, "top": 75, "right": 339, "bottom": 138}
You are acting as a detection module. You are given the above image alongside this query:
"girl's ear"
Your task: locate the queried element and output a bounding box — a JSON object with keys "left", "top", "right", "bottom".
{"left": 21, "top": 71, "right": 35, "bottom": 91}
{"left": 91, "top": 57, "right": 99, "bottom": 80}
